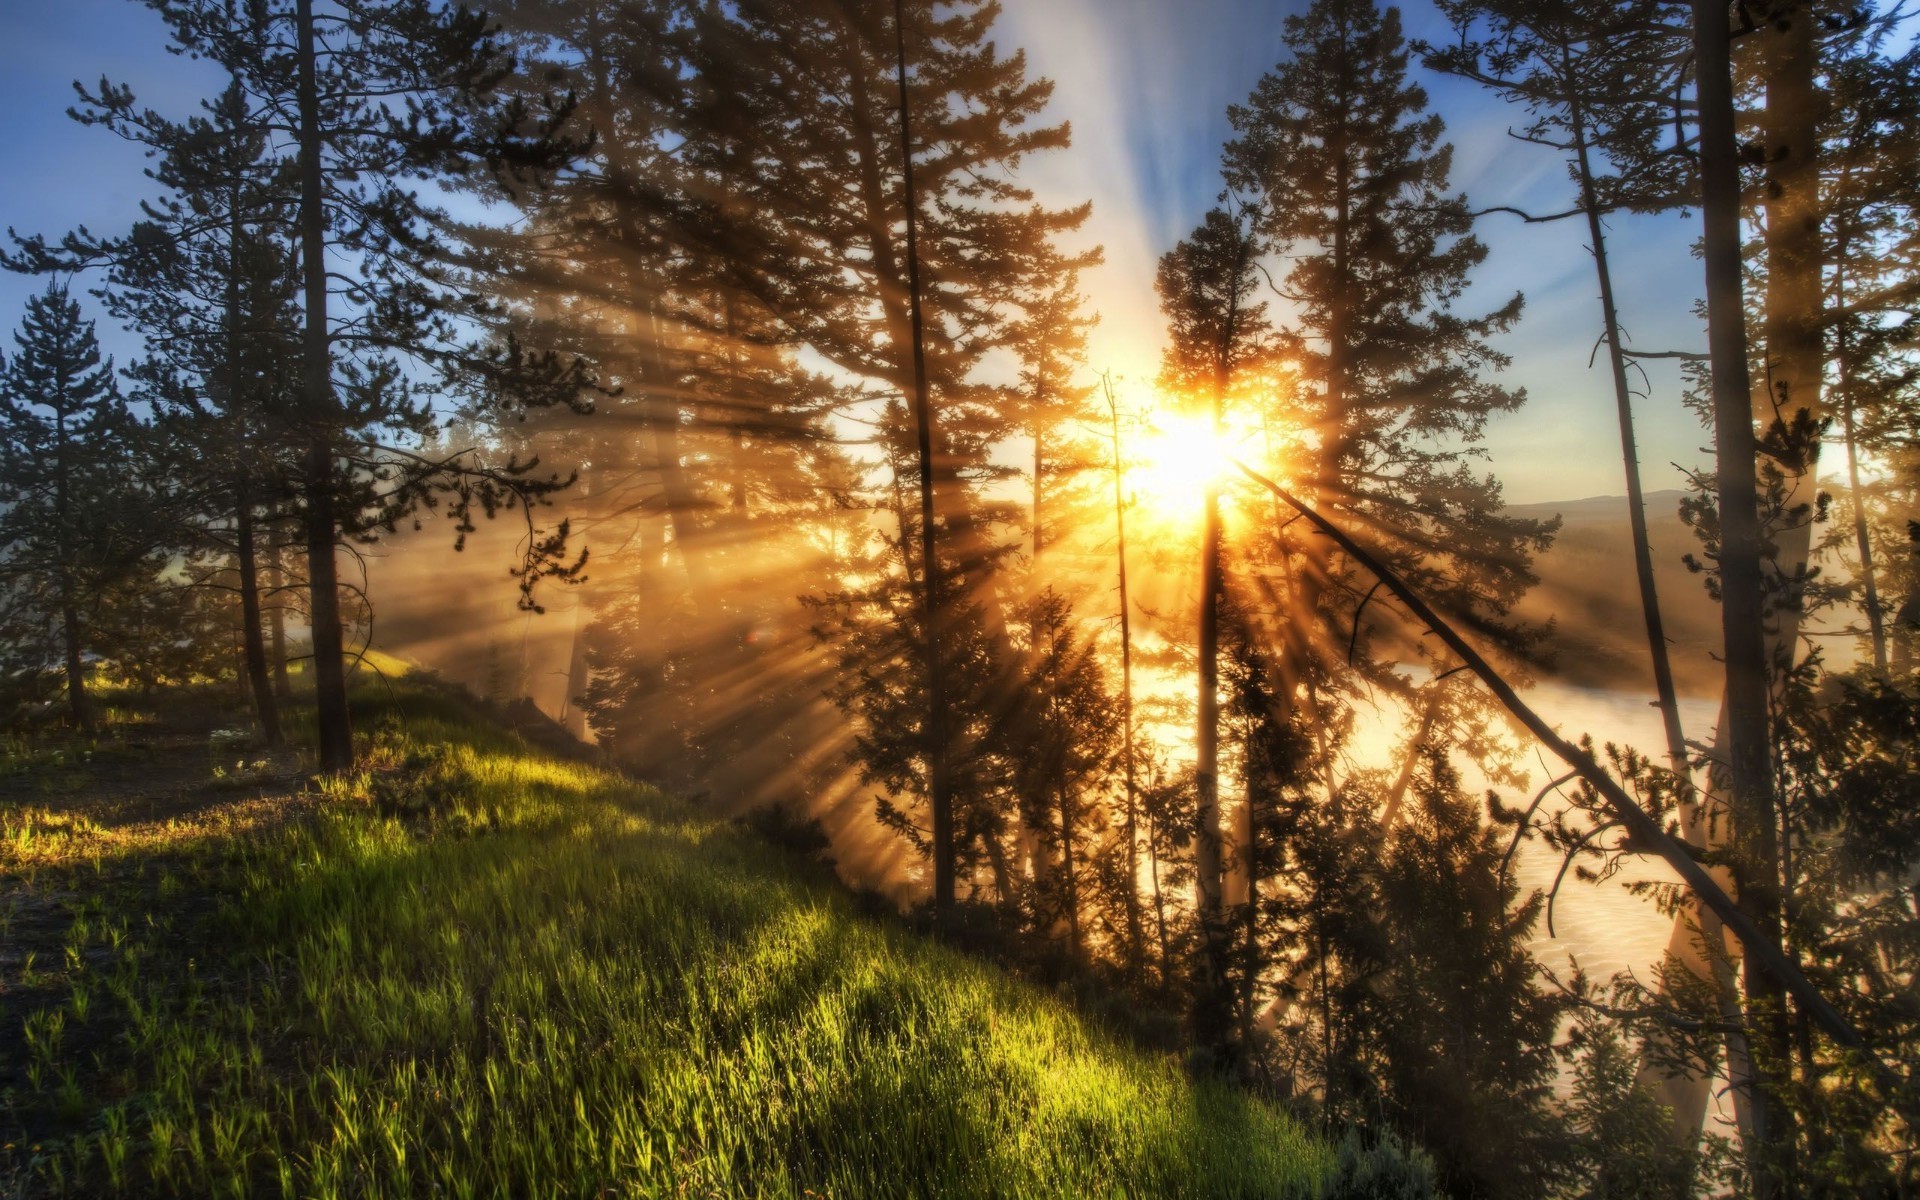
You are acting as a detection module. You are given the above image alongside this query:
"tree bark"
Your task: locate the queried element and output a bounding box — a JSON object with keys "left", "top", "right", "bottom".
{"left": 1194, "top": 415, "right": 1226, "bottom": 989}
{"left": 892, "top": 0, "right": 953, "bottom": 912}
{"left": 61, "top": 601, "right": 89, "bottom": 730}
{"left": 296, "top": 0, "right": 352, "bottom": 771}
{"left": 1106, "top": 379, "right": 1145, "bottom": 973}
{"left": 1694, "top": 1, "right": 1790, "bottom": 1187}
{"left": 267, "top": 547, "right": 292, "bottom": 701}
{"left": 235, "top": 493, "right": 282, "bottom": 747}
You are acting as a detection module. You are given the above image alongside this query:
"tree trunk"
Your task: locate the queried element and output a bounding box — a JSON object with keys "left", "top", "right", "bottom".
{"left": 226, "top": 147, "right": 281, "bottom": 750}
{"left": 296, "top": 0, "right": 352, "bottom": 771}
{"left": 235, "top": 494, "right": 283, "bottom": 747}
{"left": 1694, "top": 1, "right": 1790, "bottom": 1188}
{"left": 1058, "top": 781, "right": 1080, "bottom": 958}
{"left": 267, "top": 547, "right": 292, "bottom": 701}
{"left": 1032, "top": 419, "right": 1045, "bottom": 560}
{"left": 1240, "top": 764, "right": 1260, "bottom": 1052}
{"left": 1834, "top": 257, "right": 1886, "bottom": 670}
{"left": 562, "top": 581, "right": 592, "bottom": 740}
{"left": 1575, "top": 104, "right": 1690, "bottom": 775}
{"left": 1566, "top": 89, "right": 1748, "bottom": 1145}
{"left": 892, "top": 0, "right": 954, "bottom": 912}
{"left": 1193, "top": 377, "right": 1229, "bottom": 1041}
{"left": 61, "top": 600, "right": 90, "bottom": 730}
{"left": 1107, "top": 380, "right": 1145, "bottom": 974}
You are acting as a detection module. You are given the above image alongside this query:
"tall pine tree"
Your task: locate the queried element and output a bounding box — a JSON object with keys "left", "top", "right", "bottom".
{"left": 0, "top": 286, "right": 155, "bottom": 727}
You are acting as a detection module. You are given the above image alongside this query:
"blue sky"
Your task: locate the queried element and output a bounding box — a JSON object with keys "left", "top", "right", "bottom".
{"left": 0, "top": 0, "right": 1720, "bottom": 504}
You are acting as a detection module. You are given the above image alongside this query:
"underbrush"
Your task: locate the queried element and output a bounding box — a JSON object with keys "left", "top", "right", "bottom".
{"left": 0, "top": 682, "right": 1367, "bottom": 1198}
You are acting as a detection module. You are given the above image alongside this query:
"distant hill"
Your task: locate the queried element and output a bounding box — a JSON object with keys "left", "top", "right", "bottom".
{"left": 1508, "top": 489, "right": 1724, "bottom": 695}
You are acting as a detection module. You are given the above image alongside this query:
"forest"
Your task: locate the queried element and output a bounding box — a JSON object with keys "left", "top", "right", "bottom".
{"left": 0, "top": 0, "right": 1916, "bottom": 1196}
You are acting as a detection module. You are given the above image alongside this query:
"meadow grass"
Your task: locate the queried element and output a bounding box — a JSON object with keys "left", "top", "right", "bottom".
{"left": 2, "top": 682, "right": 1333, "bottom": 1198}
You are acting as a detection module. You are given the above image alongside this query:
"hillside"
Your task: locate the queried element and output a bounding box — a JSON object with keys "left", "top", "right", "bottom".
{"left": 1509, "top": 490, "right": 1726, "bottom": 695}
{"left": 0, "top": 675, "right": 1357, "bottom": 1198}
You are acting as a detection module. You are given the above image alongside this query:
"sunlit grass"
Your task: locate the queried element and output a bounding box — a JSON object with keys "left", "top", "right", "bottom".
{"left": 3, "top": 682, "right": 1332, "bottom": 1197}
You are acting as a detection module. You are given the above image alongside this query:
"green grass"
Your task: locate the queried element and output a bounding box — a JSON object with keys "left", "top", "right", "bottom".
{"left": 3, "top": 682, "right": 1333, "bottom": 1198}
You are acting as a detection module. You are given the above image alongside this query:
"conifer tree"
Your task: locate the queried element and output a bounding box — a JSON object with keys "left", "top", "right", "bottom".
{"left": 1222, "top": 0, "right": 1550, "bottom": 677}
{"left": 1004, "top": 588, "right": 1121, "bottom": 959}
{"left": 1154, "top": 202, "right": 1272, "bottom": 1043}
{"left": 112, "top": 0, "right": 594, "bottom": 770}
{"left": 1171, "top": 0, "right": 1567, "bottom": 1164}
{"left": 479, "top": 0, "right": 854, "bottom": 796}
{"left": 26, "top": 74, "right": 309, "bottom": 746}
{"left": 0, "top": 286, "right": 155, "bottom": 727}
{"left": 669, "top": 0, "right": 1095, "bottom": 907}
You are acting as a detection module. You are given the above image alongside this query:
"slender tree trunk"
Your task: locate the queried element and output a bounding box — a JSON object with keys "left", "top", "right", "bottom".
{"left": 53, "top": 403, "right": 90, "bottom": 729}
{"left": 562, "top": 579, "right": 592, "bottom": 739}
{"left": 723, "top": 297, "right": 749, "bottom": 524}
{"left": 267, "top": 547, "right": 292, "bottom": 701}
{"left": 296, "top": 0, "right": 351, "bottom": 771}
{"left": 1575, "top": 108, "right": 1690, "bottom": 772}
{"left": 1059, "top": 780, "right": 1080, "bottom": 958}
{"left": 1147, "top": 804, "right": 1171, "bottom": 989}
{"left": 1695, "top": 2, "right": 1789, "bottom": 1188}
{"left": 892, "top": 0, "right": 953, "bottom": 912}
{"left": 61, "top": 601, "right": 89, "bottom": 730}
{"left": 225, "top": 153, "right": 281, "bottom": 750}
{"left": 1194, "top": 433, "right": 1226, "bottom": 993}
{"left": 1031, "top": 395, "right": 1047, "bottom": 563}
{"left": 1835, "top": 285, "right": 1886, "bottom": 670}
{"left": 1107, "top": 378, "right": 1145, "bottom": 974}
{"left": 235, "top": 493, "right": 282, "bottom": 746}
{"left": 1566, "top": 89, "right": 1750, "bottom": 1144}
{"left": 1240, "top": 764, "right": 1260, "bottom": 1052}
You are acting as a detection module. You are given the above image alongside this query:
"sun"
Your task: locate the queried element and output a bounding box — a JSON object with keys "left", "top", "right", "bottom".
{"left": 1129, "top": 411, "right": 1229, "bottom": 522}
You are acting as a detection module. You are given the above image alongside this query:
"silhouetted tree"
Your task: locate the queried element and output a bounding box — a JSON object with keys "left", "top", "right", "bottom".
{"left": 1154, "top": 201, "right": 1274, "bottom": 1045}
{"left": 669, "top": 0, "right": 1094, "bottom": 908}
{"left": 0, "top": 286, "right": 156, "bottom": 727}
{"left": 117, "top": 0, "right": 594, "bottom": 770}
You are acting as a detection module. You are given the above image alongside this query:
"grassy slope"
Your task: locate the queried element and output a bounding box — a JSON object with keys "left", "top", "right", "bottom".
{"left": 2, "top": 680, "right": 1330, "bottom": 1198}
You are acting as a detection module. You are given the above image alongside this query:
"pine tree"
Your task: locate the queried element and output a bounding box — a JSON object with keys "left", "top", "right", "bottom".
{"left": 669, "top": 0, "right": 1095, "bottom": 908}
{"left": 1004, "top": 588, "right": 1122, "bottom": 960}
{"left": 30, "top": 74, "right": 309, "bottom": 746}
{"left": 477, "top": 0, "right": 855, "bottom": 796}
{"left": 1188, "top": 0, "right": 1567, "bottom": 1166}
{"left": 1154, "top": 202, "right": 1273, "bottom": 1046}
{"left": 1222, "top": 0, "right": 1550, "bottom": 674}
{"left": 114, "top": 0, "right": 594, "bottom": 770}
{"left": 0, "top": 286, "right": 156, "bottom": 727}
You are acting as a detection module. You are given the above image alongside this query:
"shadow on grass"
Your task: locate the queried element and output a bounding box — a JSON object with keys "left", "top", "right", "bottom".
{"left": 4, "top": 680, "right": 1332, "bottom": 1198}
